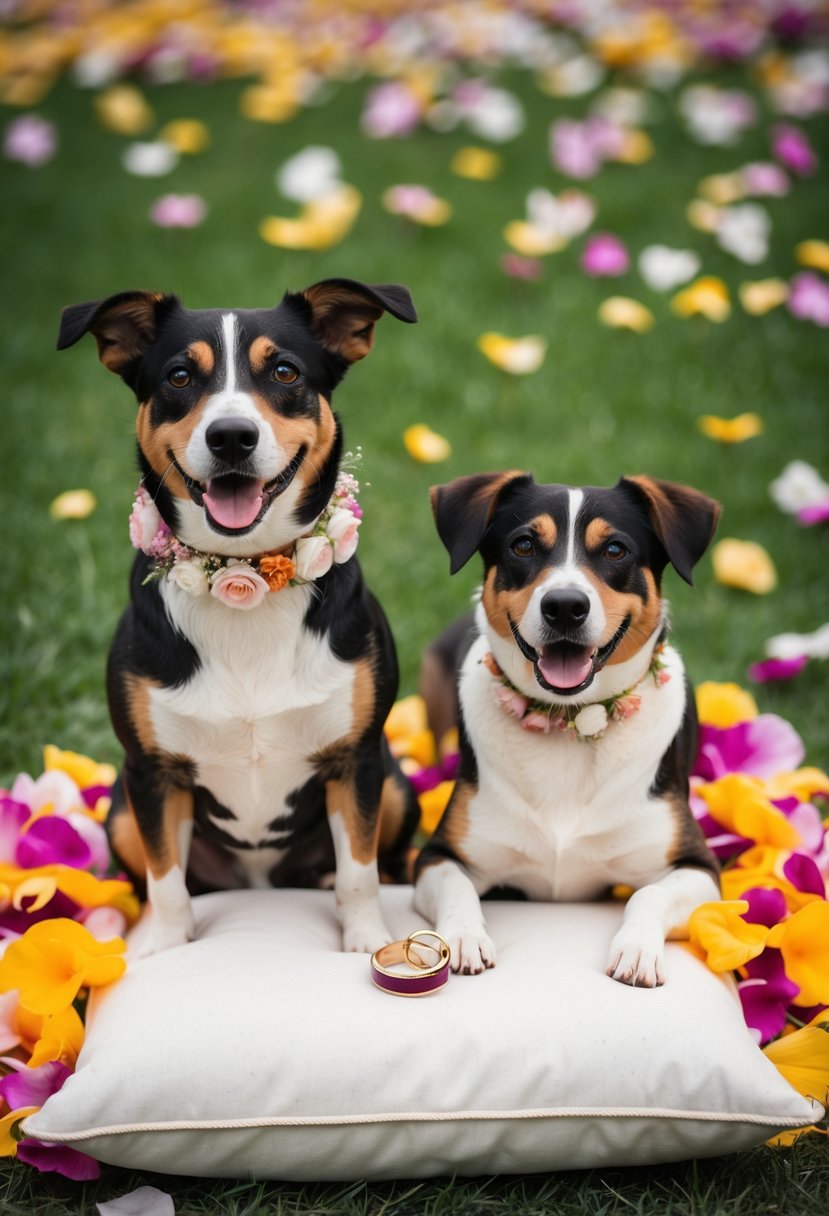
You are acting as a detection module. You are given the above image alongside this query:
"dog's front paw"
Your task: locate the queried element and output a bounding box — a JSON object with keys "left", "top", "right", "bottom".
{"left": 606, "top": 930, "right": 665, "bottom": 988}
{"left": 443, "top": 927, "right": 497, "bottom": 975}
{"left": 341, "top": 911, "right": 392, "bottom": 955}
{"left": 137, "top": 917, "right": 195, "bottom": 959}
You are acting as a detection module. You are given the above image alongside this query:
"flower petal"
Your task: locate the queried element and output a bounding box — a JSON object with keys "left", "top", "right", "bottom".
{"left": 711, "top": 538, "right": 777, "bottom": 594}
{"left": 688, "top": 901, "right": 769, "bottom": 972}
{"left": 48, "top": 490, "right": 96, "bottom": 521}
{"left": 697, "top": 413, "right": 763, "bottom": 444}
{"left": 403, "top": 424, "right": 451, "bottom": 463}
{"left": 598, "top": 297, "right": 654, "bottom": 332}
{"left": 476, "top": 332, "right": 546, "bottom": 375}
{"left": 695, "top": 681, "right": 758, "bottom": 728}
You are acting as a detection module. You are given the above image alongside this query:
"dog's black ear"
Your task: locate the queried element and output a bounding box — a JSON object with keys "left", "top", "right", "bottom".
{"left": 293, "top": 278, "right": 417, "bottom": 364}
{"left": 431, "top": 470, "right": 532, "bottom": 575}
{"left": 619, "top": 475, "right": 721, "bottom": 585}
{"left": 56, "top": 291, "right": 178, "bottom": 377}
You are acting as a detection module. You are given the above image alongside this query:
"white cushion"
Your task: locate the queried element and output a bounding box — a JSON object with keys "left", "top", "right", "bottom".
{"left": 24, "top": 888, "right": 821, "bottom": 1180}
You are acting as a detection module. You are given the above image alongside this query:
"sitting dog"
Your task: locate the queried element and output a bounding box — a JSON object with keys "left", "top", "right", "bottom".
{"left": 415, "top": 470, "right": 721, "bottom": 986}
{"left": 57, "top": 278, "right": 420, "bottom": 955}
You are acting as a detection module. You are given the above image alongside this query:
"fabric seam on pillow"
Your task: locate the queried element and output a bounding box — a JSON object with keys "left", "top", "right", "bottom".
{"left": 23, "top": 1103, "right": 823, "bottom": 1144}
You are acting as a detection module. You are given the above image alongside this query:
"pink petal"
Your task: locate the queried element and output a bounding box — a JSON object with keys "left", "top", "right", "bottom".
{"left": 16, "top": 816, "right": 93, "bottom": 870}
{"left": 0, "top": 1060, "right": 70, "bottom": 1110}
{"left": 16, "top": 1140, "right": 100, "bottom": 1180}
{"left": 748, "top": 655, "right": 810, "bottom": 682}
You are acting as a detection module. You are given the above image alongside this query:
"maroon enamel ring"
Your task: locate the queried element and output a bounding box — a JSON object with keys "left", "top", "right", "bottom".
{"left": 370, "top": 930, "right": 451, "bottom": 997}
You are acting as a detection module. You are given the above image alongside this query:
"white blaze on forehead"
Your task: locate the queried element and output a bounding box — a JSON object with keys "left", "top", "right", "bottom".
{"left": 565, "top": 488, "right": 584, "bottom": 567}
{"left": 221, "top": 312, "right": 238, "bottom": 394}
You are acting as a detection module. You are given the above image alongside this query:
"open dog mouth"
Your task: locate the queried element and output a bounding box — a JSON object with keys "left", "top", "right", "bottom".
{"left": 509, "top": 615, "right": 632, "bottom": 697}
{"left": 171, "top": 448, "right": 306, "bottom": 536}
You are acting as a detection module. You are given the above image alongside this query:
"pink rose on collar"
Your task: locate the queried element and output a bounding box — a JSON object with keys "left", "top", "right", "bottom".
{"left": 294, "top": 535, "right": 334, "bottom": 581}
{"left": 210, "top": 563, "right": 269, "bottom": 610}
{"left": 129, "top": 487, "right": 162, "bottom": 552}
{"left": 327, "top": 506, "right": 361, "bottom": 564}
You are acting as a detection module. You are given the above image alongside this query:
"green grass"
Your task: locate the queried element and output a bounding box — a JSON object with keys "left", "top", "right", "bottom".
{"left": 1, "top": 51, "right": 828, "bottom": 1214}
{"left": 1, "top": 1137, "right": 829, "bottom": 1216}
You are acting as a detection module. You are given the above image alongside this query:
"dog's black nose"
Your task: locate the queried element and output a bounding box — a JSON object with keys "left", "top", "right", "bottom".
{"left": 540, "top": 588, "right": 591, "bottom": 631}
{"left": 205, "top": 418, "right": 259, "bottom": 464}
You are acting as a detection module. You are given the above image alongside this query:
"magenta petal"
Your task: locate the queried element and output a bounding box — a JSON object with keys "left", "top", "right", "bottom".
{"left": 797, "top": 499, "right": 829, "bottom": 525}
{"left": 748, "top": 655, "right": 809, "bottom": 682}
{"left": 692, "top": 715, "right": 804, "bottom": 781}
{"left": 782, "top": 852, "right": 826, "bottom": 897}
{"left": 15, "top": 816, "right": 93, "bottom": 870}
{"left": 0, "top": 1060, "right": 70, "bottom": 1110}
{"left": 739, "top": 949, "right": 801, "bottom": 1045}
{"left": 0, "top": 799, "right": 29, "bottom": 862}
{"left": 16, "top": 1140, "right": 100, "bottom": 1180}
{"left": 0, "top": 890, "right": 80, "bottom": 938}
{"left": 581, "top": 233, "right": 630, "bottom": 277}
{"left": 741, "top": 886, "right": 787, "bottom": 927}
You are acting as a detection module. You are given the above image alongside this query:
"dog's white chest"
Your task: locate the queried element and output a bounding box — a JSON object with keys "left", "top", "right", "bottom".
{"left": 148, "top": 583, "right": 354, "bottom": 848}
{"left": 459, "top": 636, "right": 687, "bottom": 900}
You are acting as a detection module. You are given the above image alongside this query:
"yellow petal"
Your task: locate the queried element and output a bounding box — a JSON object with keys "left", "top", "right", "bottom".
{"left": 671, "top": 276, "right": 731, "bottom": 322}
{"left": 12, "top": 876, "right": 58, "bottom": 914}
{"left": 403, "top": 424, "right": 451, "bottom": 464}
{"left": 28, "top": 1004, "right": 84, "bottom": 1069}
{"left": 739, "top": 278, "right": 789, "bottom": 315}
{"left": 503, "top": 220, "right": 566, "bottom": 257}
{"left": 764, "top": 768, "right": 829, "bottom": 803}
{"left": 598, "top": 296, "right": 655, "bottom": 332}
{"left": 695, "top": 681, "right": 758, "bottom": 727}
{"left": 385, "top": 696, "right": 429, "bottom": 742}
{"left": 419, "top": 781, "right": 455, "bottom": 837}
{"left": 766, "top": 903, "right": 829, "bottom": 1007}
{"left": 696, "top": 774, "right": 800, "bottom": 850}
{"left": 697, "top": 413, "right": 764, "bottom": 444}
{"left": 698, "top": 172, "right": 745, "bottom": 204}
{"left": 259, "top": 185, "right": 361, "bottom": 251}
{"left": 0, "top": 1108, "right": 39, "bottom": 1157}
{"left": 763, "top": 1014, "right": 829, "bottom": 1109}
{"left": 158, "top": 119, "right": 210, "bottom": 155}
{"left": 616, "top": 129, "right": 654, "bottom": 165}
{"left": 95, "top": 84, "right": 154, "bottom": 136}
{"left": 477, "top": 332, "right": 547, "bottom": 375}
{"left": 686, "top": 199, "right": 722, "bottom": 234}
{"left": 43, "top": 745, "right": 116, "bottom": 790}
{"left": 795, "top": 239, "right": 829, "bottom": 274}
{"left": 240, "top": 81, "right": 300, "bottom": 124}
{"left": 49, "top": 489, "right": 96, "bottom": 520}
{"left": 389, "top": 729, "right": 436, "bottom": 769}
{"left": 450, "top": 146, "right": 501, "bottom": 181}
{"left": 688, "top": 900, "right": 769, "bottom": 972}
{"left": 712, "top": 537, "right": 777, "bottom": 594}
{"left": 0, "top": 918, "right": 127, "bottom": 1015}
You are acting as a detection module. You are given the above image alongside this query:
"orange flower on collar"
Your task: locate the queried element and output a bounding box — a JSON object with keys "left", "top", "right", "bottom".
{"left": 259, "top": 553, "right": 296, "bottom": 591}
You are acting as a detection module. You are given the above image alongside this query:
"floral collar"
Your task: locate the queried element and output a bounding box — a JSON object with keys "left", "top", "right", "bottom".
{"left": 482, "top": 644, "right": 671, "bottom": 740}
{"left": 129, "top": 463, "right": 362, "bottom": 611}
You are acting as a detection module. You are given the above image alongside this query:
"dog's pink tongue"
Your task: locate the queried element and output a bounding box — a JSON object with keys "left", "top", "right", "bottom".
{"left": 203, "top": 480, "right": 265, "bottom": 530}
{"left": 537, "top": 648, "right": 594, "bottom": 690}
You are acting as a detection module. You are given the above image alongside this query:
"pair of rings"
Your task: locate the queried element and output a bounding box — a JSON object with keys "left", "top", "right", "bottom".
{"left": 370, "top": 930, "right": 451, "bottom": 997}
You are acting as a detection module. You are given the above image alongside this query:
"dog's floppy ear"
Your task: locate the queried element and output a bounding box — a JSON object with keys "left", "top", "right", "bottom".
{"left": 620, "top": 475, "right": 721, "bottom": 585}
{"left": 295, "top": 278, "right": 417, "bottom": 364}
{"left": 56, "top": 290, "right": 177, "bottom": 376}
{"left": 431, "top": 470, "right": 532, "bottom": 575}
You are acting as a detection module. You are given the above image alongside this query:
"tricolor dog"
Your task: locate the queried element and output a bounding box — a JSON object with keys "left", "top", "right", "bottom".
{"left": 415, "top": 470, "right": 722, "bottom": 986}
{"left": 57, "top": 279, "right": 419, "bottom": 955}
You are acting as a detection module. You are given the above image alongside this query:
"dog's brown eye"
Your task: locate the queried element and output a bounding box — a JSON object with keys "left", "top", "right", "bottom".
{"left": 511, "top": 536, "right": 534, "bottom": 558}
{"left": 272, "top": 362, "right": 299, "bottom": 385}
{"left": 605, "top": 541, "right": 627, "bottom": 561}
{"left": 168, "top": 368, "right": 190, "bottom": 388}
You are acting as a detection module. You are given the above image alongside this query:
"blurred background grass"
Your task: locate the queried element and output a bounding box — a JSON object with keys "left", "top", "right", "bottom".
{"left": 1, "top": 44, "right": 827, "bottom": 788}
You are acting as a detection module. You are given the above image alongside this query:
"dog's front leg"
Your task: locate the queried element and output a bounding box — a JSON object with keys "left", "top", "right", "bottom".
{"left": 606, "top": 865, "right": 720, "bottom": 987}
{"left": 326, "top": 778, "right": 391, "bottom": 953}
{"left": 123, "top": 761, "right": 196, "bottom": 956}
{"left": 414, "top": 858, "right": 496, "bottom": 975}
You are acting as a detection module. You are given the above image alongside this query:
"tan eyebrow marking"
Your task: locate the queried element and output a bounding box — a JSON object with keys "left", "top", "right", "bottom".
{"left": 529, "top": 513, "right": 557, "bottom": 548}
{"left": 249, "top": 335, "right": 277, "bottom": 374}
{"left": 186, "top": 341, "right": 214, "bottom": 376}
{"left": 584, "top": 518, "right": 615, "bottom": 550}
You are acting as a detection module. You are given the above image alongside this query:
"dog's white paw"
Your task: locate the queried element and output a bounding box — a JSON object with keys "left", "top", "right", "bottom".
{"left": 341, "top": 912, "right": 392, "bottom": 955}
{"left": 606, "top": 931, "right": 665, "bottom": 988}
{"left": 444, "top": 927, "right": 497, "bottom": 975}
{"left": 137, "top": 917, "right": 195, "bottom": 959}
